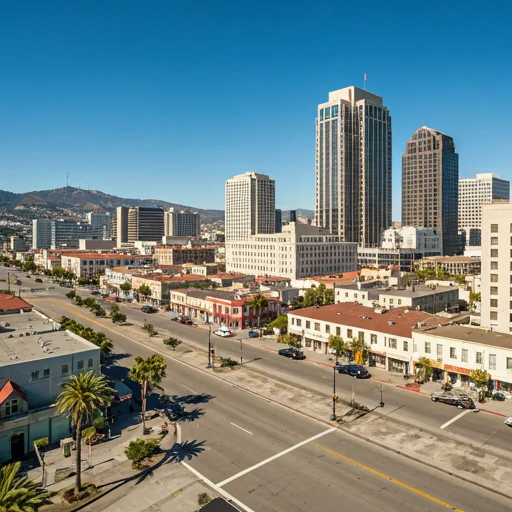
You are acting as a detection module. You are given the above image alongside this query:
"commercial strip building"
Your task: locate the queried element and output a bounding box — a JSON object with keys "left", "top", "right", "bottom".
{"left": 315, "top": 86, "right": 392, "bottom": 247}
{"left": 459, "top": 173, "right": 510, "bottom": 246}
{"left": 60, "top": 253, "right": 152, "bottom": 278}
{"left": 153, "top": 244, "right": 216, "bottom": 266}
{"left": 226, "top": 222, "right": 357, "bottom": 279}
{"left": 402, "top": 127, "right": 459, "bottom": 256}
{"left": 0, "top": 300, "right": 101, "bottom": 462}
{"left": 416, "top": 256, "right": 481, "bottom": 276}
{"left": 481, "top": 202, "right": 512, "bottom": 333}
{"left": 165, "top": 208, "right": 200, "bottom": 237}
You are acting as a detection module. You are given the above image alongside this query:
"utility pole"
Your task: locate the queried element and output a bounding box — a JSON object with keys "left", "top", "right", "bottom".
{"left": 239, "top": 338, "right": 243, "bottom": 365}
{"left": 207, "top": 320, "right": 212, "bottom": 368}
{"left": 331, "top": 366, "right": 337, "bottom": 421}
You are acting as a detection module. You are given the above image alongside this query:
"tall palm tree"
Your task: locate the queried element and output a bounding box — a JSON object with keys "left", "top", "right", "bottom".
{"left": 56, "top": 371, "right": 114, "bottom": 496}
{"left": 251, "top": 294, "right": 269, "bottom": 331}
{"left": 129, "top": 355, "right": 167, "bottom": 433}
{"left": 0, "top": 461, "right": 50, "bottom": 511}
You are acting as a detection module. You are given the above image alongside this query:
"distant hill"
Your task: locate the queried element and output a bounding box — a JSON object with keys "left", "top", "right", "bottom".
{"left": 0, "top": 187, "right": 225, "bottom": 224}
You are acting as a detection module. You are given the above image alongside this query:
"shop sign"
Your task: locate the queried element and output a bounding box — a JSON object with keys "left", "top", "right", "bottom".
{"left": 388, "top": 354, "right": 411, "bottom": 362}
{"left": 443, "top": 364, "right": 472, "bottom": 375}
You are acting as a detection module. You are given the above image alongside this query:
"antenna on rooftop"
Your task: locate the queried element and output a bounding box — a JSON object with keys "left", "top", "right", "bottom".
{"left": 66, "top": 172, "right": 68, "bottom": 188}
{"left": 364, "top": 73, "right": 367, "bottom": 91}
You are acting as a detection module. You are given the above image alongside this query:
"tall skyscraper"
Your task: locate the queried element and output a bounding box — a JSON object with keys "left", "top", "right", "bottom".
{"left": 127, "top": 206, "right": 164, "bottom": 242}
{"left": 275, "top": 209, "right": 282, "bottom": 233}
{"left": 115, "top": 206, "right": 129, "bottom": 247}
{"left": 32, "top": 219, "right": 53, "bottom": 249}
{"left": 481, "top": 202, "right": 512, "bottom": 333}
{"left": 315, "top": 86, "right": 392, "bottom": 247}
{"left": 225, "top": 172, "right": 275, "bottom": 242}
{"left": 86, "top": 212, "right": 111, "bottom": 239}
{"left": 164, "top": 208, "right": 200, "bottom": 237}
{"left": 459, "top": 173, "right": 510, "bottom": 246}
{"left": 402, "top": 126, "right": 459, "bottom": 256}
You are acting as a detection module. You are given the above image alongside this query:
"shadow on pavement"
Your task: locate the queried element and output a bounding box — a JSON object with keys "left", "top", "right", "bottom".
{"left": 173, "top": 393, "right": 215, "bottom": 405}
{"left": 168, "top": 439, "right": 206, "bottom": 463}
{"left": 177, "top": 408, "right": 205, "bottom": 423}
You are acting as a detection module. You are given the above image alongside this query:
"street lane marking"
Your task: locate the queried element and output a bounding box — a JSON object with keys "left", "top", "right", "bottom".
{"left": 182, "top": 461, "right": 255, "bottom": 512}
{"left": 440, "top": 409, "right": 473, "bottom": 430}
{"left": 316, "top": 444, "right": 463, "bottom": 512}
{"left": 216, "top": 427, "right": 336, "bottom": 487}
{"left": 230, "top": 422, "right": 253, "bottom": 436}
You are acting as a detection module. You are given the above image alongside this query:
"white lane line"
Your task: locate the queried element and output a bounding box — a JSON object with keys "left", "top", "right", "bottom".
{"left": 216, "top": 427, "right": 336, "bottom": 487}
{"left": 230, "top": 422, "right": 253, "bottom": 436}
{"left": 440, "top": 409, "right": 472, "bottom": 429}
{"left": 182, "top": 461, "right": 255, "bottom": 512}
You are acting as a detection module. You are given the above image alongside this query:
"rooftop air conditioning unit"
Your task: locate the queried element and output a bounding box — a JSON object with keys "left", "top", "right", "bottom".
{"left": 388, "top": 321, "right": 395, "bottom": 325}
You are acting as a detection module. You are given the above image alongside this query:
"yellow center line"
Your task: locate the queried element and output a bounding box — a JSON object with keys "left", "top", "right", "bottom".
{"left": 315, "top": 444, "right": 463, "bottom": 512}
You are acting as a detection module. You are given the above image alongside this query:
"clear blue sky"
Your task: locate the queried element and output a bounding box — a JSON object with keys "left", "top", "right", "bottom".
{"left": 1, "top": 1, "right": 511, "bottom": 219}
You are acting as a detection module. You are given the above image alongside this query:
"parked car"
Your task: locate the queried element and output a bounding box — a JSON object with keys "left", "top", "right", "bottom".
{"left": 34, "top": 278, "right": 43, "bottom": 283}
{"left": 91, "top": 290, "right": 101, "bottom": 295}
{"left": 336, "top": 364, "right": 371, "bottom": 379}
{"left": 26, "top": 275, "right": 31, "bottom": 278}
{"left": 505, "top": 417, "right": 512, "bottom": 427}
{"left": 278, "top": 348, "right": 306, "bottom": 360}
{"left": 248, "top": 330, "right": 259, "bottom": 338}
{"left": 430, "top": 392, "right": 476, "bottom": 409}
{"left": 141, "top": 305, "right": 158, "bottom": 313}
{"left": 214, "top": 329, "right": 232, "bottom": 338}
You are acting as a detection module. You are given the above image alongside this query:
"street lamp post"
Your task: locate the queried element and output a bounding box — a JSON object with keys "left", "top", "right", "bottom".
{"left": 239, "top": 338, "right": 243, "bottom": 365}
{"left": 379, "top": 384, "right": 385, "bottom": 408}
{"left": 207, "top": 319, "right": 212, "bottom": 369}
{"left": 331, "top": 366, "right": 337, "bottom": 421}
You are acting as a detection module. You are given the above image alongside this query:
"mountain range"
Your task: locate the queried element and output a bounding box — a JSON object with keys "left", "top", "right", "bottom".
{"left": 0, "top": 187, "right": 313, "bottom": 224}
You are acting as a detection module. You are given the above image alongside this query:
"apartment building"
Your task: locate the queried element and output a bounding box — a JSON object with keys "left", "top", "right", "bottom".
{"left": 226, "top": 222, "right": 357, "bottom": 279}
{"left": 481, "top": 202, "right": 512, "bottom": 333}
{"left": 165, "top": 208, "right": 200, "bottom": 237}
{"left": 402, "top": 127, "right": 459, "bottom": 255}
{"left": 315, "top": 86, "right": 392, "bottom": 246}
{"left": 154, "top": 245, "right": 216, "bottom": 266}
{"left": 60, "top": 253, "right": 152, "bottom": 278}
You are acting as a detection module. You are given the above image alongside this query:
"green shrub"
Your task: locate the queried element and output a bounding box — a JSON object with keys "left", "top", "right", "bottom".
{"left": 33, "top": 437, "right": 49, "bottom": 450}
{"left": 93, "top": 416, "right": 108, "bottom": 432}
{"left": 163, "top": 337, "right": 182, "bottom": 351}
{"left": 220, "top": 357, "right": 238, "bottom": 368}
{"left": 124, "top": 439, "right": 159, "bottom": 469}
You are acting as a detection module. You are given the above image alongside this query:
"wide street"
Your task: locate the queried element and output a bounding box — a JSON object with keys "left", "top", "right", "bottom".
{"left": 3, "top": 269, "right": 509, "bottom": 511}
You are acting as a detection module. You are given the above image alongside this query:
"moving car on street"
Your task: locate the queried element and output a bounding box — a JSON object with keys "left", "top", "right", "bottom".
{"left": 35, "top": 278, "right": 43, "bottom": 283}
{"left": 278, "top": 348, "right": 306, "bottom": 360}
{"left": 248, "top": 330, "right": 259, "bottom": 338}
{"left": 430, "top": 392, "right": 477, "bottom": 409}
{"left": 214, "top": 327, "right": 232, "bottom": 338}
{"left": 505, "top": 417, "right": 512, "bottom": 427}
{"left": 336, "top": 364, "right": 371, "bottom": 379}
{"left": 141, "top": 305, "right": 158, "bottom": 313}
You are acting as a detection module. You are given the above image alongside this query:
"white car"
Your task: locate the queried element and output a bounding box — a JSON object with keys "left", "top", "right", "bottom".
{"left": 213, "top": 329, "right": 232, "bottom": 338}
{"left": 505, "top": 417, "right": 512, "bottom": 427}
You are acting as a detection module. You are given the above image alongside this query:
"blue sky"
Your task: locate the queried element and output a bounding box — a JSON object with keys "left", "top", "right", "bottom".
{"left": 1, "top": 1, "right": 511, "bottom": 219}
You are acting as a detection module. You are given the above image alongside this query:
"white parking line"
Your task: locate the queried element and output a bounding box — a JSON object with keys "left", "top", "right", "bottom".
{"left": 216, "top": 427, "right": 336, "bottom": 487}
{"left": 440, "top": 409, "right": 472, "bottom": 429}
{"left": 230, "top": 422, "right": 253, "bottom": 436}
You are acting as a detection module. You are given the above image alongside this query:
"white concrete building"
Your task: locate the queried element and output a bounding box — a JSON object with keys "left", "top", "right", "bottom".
{"left": 226, "top": 222, "right": 357, "bottom": 279}
{"left": 31, "top": 219, "right": 53, "bottom": 249}
{"left": 481, "top": 202, "right": 512, "bottom": 333}
{"left": 381, "top": 226, "right": 442, "bottom": 252}
{"left": 225, "top": 172, "right": 275, "bottom": 243}
{"left": 459, "top": 173, "right": 510, "bottom": 247}
{"left": 61, "top": 253, "right": 152, "bottom": 278}
{"left": 165, "top": 208, "right": 200, "bottom": 237}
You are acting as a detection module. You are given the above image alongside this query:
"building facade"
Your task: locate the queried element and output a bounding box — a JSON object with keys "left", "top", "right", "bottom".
{"left": 226, "top": 222, "right": 357, "bottom": 279}
{"left": 417, "top": 256, "right": 481, "bottom": 276}
{"left": 402, "top": 127, "right": 459, "bottom": 256}
{"left": 315, "top": 86, "right": 392, "bottom": 247}
{"left": 165, "top": 208, "right": 200, "bottom": 237}
{"left": 225, "top": 172, "right": 275, "bottom": 242}
{"left": 115, "top": 206, "right": 129, "bottom": 247}
{"left": 481, "top": 202, "right": 512, "bottom": 333}
{"left": 60, "top": 253, "right": 152, "bottom": 278}
{"left": 459, "top": 173, "right": 510, "bottom": 246}
{"left": 10, "top": 236, "right": 27, "bottom": 252}
{"left": 154, "top": 245, "right": 216, "bottom": 266}
{"left": 86, "top": 212, "right": 111, "bottom": 240}
{"left": 32, "top": 219, "right": 53, "bottom": 249}
{"left": 128, "top": 207, "right": 165, "bottom": 243}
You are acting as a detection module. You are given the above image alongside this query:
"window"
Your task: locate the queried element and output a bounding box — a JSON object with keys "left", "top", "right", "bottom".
{"left": 489, "top": 354, "right": 497, "bottom": 370}
{"left": 450, "top": 347, "right": 457, "bottom": 359}
{"left": 389, "top": 338, "right": 397, "bottom": 349}
{"left": 347, "top": 329, "right": 353, "bottom": 338}
{"left": 491, "top": 249, "right": 498, "bottom": 258}
{"left": 491, "top": 237, "right": 498, "bottom": 246}
{"left": 358, "top": 332, "right": 364, "bottom": 342}
{"left": 491, "top": 299, "right": 498, "bottom": 307}
{"left": 88, "top": 358, "right": 93, "bottom": 368}
{"left": 325, "top": 324, "right": 330, "bottom": 334}
{"left": 296, "top": 319, "right": 302, "bottom": 327}
{"left": 291, "top": 318, "right": 295, "bottom": 325}
{"left": 491, "top": 224, "right": 498, "bottom": 233}
{"left": 232, "top": 308, "right": 239, "bottom": 314}
{"left": 436, "top": 344, "right": 443, "bottom": 362}
{"left": 371, "top": 334, "right": 377, "bottom": 344}
{"left": 31, "top": 371, "right": 39, "bottom": 381}
{"left": 491, "top": 261, "right": 498, "bottom": 270}
{"left": 336, "top": 327, "right": 341, "bottom": 336}
{"left": 507, "top": 358, "right": 512, "bottom": 370}
{"left": 490, "top": 311, "right": 498, "bottom": 320}
{"left": 490, "top": 287, "right": 498, "bottom": 295}
{"left": 403, "top": 341, "right": 409, "bottom": 351}
{"left": 43, "top": 369, "right": 50, "bottom": 378}
{"left": 314, "top": 322, "right": 320, "bottom": 331}
{"left": 425, "top": 342, "right": 431, "bottom": 354}
{"left": 491, "top": 274, "right": 499, "bottom": 283}
{"left": 5, "top": 399, "right": 18, "bottom": 417}
{"left": 306, "top": 320, "right": 310, "bottom": 329}
{"left": 476, "top": 352, "right": 483, "bottom": 364}
{"left": 398, "top": 299, "right": 402, "bottom": 305}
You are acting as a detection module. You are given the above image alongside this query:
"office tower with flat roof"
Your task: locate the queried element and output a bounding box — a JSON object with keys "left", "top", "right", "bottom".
{"left": 275, "top": 209, "right": 282, "bottom": 233}
{"left": 402, "top": 126, "right": 459, "bottom": 256}
{"left": 86, "top": 212, "right": 111, "bottom": 240}
{"left": 115, "top": 206, "right": 129, "bottom": 247}
{"left": 127, "top": 206, "right": 165, "bottom": 243}
{"left": 459, "top": 173, "right": 510, "bottom": 246}
{"left": 164, "top": 208, "right": 200, "bottom": 237}
{"left": 225, "top": 172, "right": 275, "bottom": 242}
{"left": 315, "top": 86, "right": 392, "bottom": 247}
{"left": 32, "top": 219, "right": 53, "bottom": 249}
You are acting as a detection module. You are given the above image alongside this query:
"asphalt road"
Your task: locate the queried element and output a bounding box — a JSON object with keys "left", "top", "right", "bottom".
{"left": 4, "top": 267, "right": 512, "bottom": 458}
{"left": 5, "top": 270, "right": 510, "bottom": 511}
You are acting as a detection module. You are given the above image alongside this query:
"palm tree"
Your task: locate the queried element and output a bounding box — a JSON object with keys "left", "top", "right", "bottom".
{"left": 56, "top": 371, "right": 114, "bottom": 496}
{"left": 0, "top": 461, "right": 50, "bottom": 511}
{"left": 251, "top": 294, "right": 269, "bottom": 331}
{"left": 129, "top": 355, "right": 167, "bottom": 433}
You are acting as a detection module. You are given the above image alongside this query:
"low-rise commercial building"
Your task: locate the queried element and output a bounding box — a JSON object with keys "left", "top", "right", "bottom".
{"left": 154, "top": 245, "right": 216, "bottom": 266}
{"left": 61, "top": 253, "right": 152, "bottom": 278}
{"left": 417, "top": 256, "right": 481, "bottom": 276}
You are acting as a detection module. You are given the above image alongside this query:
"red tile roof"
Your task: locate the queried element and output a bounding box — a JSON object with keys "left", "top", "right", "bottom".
{"left": 62, "top": 253, "right": 149, "bottom": 259}
{"left": 0, "top": 380, "right": 28, "bottom": 405}
{"left": 0, "top": 295, "right": 32, "bottom": 312}
{"left": 289, "top": 303, "right": 455, "bottom": 339}
{"left": 256, "top": 276, "right": 290, "bottom": 283}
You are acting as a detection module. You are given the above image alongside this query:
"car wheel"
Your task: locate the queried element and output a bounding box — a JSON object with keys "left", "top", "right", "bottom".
{"left": 431, "top": 397, "right": 438, "bottom": 402}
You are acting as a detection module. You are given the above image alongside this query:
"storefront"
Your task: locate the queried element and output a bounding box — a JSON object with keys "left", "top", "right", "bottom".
{"left": 369, "top": 351, "right": 386, "bottom": 369}
{"left": 443, "top": 365, "right": 472, "bottom": 387}
{"left": 387, "top": 355, "right": 410, "bottom": 374}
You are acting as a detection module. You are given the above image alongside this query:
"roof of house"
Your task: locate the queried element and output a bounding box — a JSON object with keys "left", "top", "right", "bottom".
{"left": 421, "top": 256, "right": 481, "bottom": 264}
{"left": 336, "top": 283, "right": 458, "bottom": 300}
{"left": 62, "top": 253, "right": 149, "bottom": 260}
{"left": 289, "top": 303, "right": 458, "bottom": 339}
{"left": 0, "top": 379, "right": 27, "bottom": 404}
{"left": 256, "top": 276, "right": 290, "bottom": 283}
{"left": 133, "top": 273, "right": 208, "bottom": 283}
{"left": 0, "top": 295, "right": 33, "bottom": 312}
{"left": 305, "top": 271, "right": 362, "bottom": 286}
{"left": 420, "top": 325, "right": 512, "bottom": 349}
{"left": 209, "top": 273, "right": 251, "bottom": 280}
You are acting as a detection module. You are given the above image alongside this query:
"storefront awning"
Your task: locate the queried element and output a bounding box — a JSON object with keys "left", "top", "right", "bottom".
{"left": 387, "top": 354, "right": 411, "bottom": 362}
{"left": 114, "top": 381, "right": 133, "bottom": 402}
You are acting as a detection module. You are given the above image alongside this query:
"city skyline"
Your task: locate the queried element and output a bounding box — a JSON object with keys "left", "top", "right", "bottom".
{"left": 1, "top": 2, "right": 511, "bottom": 219}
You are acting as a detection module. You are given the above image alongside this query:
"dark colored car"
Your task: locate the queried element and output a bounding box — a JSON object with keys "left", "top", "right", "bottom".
{"left": 35, "top": 278, "right": 43, "bottom": 283}
{"left": 430, "top": 392, "right": 476, "bottom": 409}
{"left": 278, "top": 348, "right": 306, "bottom": 360}
{"left": 248, "top": 330, "right": 259, "bottom": 338}
{"left": 141, "top": 305, "right": 158, "bottom": 313}
{"left": 91, "top": 290, "right": 101, "bottom": 295}
{"left": 337, "top": 364, "right": 372, "bottom": 379}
